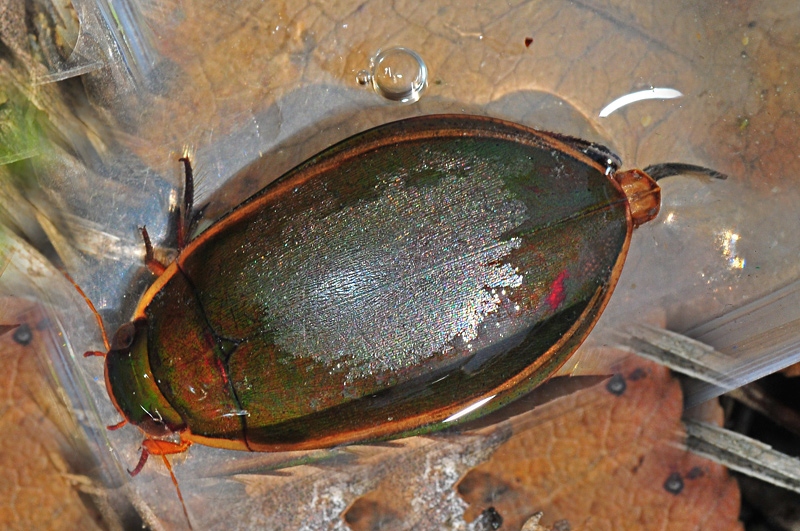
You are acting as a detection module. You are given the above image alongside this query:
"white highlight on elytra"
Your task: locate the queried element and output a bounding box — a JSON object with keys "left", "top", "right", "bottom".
{"left": 599, "top": 88, "right": 683, "bottom": 117}
{"left": 258, "top": 159, "right": 529, "bottom": 382}
{"left": 444, "top": 394, "right": 496, "bottom": 423}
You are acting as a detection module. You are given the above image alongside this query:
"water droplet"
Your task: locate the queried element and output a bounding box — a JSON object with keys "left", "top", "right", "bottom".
{"left": 12, "top": 324, "right": 32, "bottom": 346}
{"left": 370, "top": 47, "right": 427, "bottom": 103}
{"left": 355, "top": 69, "right": 371, "bottom": 86}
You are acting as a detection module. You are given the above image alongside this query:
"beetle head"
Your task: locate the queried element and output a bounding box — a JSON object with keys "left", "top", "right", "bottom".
{"left": 104, "top": 319, "right": 186, "bottom": 437}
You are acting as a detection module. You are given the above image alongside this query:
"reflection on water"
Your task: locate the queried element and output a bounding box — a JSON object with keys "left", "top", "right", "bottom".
{"left": 598, "top": 87, "right": 683, "bottom": 117}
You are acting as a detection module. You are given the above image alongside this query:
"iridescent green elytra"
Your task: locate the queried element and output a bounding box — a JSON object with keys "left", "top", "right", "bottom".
{"left": 99, "top": 115, "right": 661, "bottom": 453}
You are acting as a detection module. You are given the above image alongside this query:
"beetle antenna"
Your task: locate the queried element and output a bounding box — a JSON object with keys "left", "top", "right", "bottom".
{"left": 642, "top": 163, "right": 728, "bottom": 182}
{"left": 61, "top": 270, "right": 110, "bottom": 352}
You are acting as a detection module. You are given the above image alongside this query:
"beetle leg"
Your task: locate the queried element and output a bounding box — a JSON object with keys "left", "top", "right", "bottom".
{"left": 143, "top": 437, "right": 193, "bottom": 457}
{"left": 177, "top": 157, "right": 195, "bottom": 251}
{"left": 106, "top": 419, "right": 127, "bottom": 431}
{"left": 127, "top": 438, "right": 192, "bottom": 477}
{"left": 641, "top": 162, "right": 728, "bottom": 181}
{"left": 127, "top": 446, "right": 151, "bottom": 477}
{"left": 140, "top": 226, "right": 167, "bottom": 276}
{"left": 129, "top": 438, "right": 195, "bottom": 530}
{"left": 614, "top": 169, "right": 662, "bottom": 228}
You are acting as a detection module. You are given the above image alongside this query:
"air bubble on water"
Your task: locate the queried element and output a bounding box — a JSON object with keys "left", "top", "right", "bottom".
{"left": 356, "top": 69, "right": 371, "bottom": 86}
{"left": 368, "top": 47, "right": 427, "bottom": 104}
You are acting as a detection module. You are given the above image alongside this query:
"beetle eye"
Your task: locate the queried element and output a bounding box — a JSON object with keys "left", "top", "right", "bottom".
{"left": 112, "top": 322, "right": 136, "bottom": 350}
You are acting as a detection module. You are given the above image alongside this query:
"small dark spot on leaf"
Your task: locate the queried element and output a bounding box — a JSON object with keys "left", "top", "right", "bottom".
{"left": 13, "top": 323, "right": 32, "bottom": 346}
{"left": 628, "top": 367, "right": 647, "bottom": 381}
{"left": 457, "top": 471, "right": 512, "bottom": 519}
{"left": 554, "top": 520, "right": 572, "bottom": 531}
{"left": 686, "top": 466, "right": 705, "bottom": 480}
{"left": 482, "top": 507, "right": 503, "bottom": 529}
{"left": 457, "top": 470, "right": 510, "bottom": 503}
{"left": 524, "top": 37, "right": 533, "bottom": 48}
{"left": 632, "top": 455, "right": 645, "bottom": 473}
{"left": 664, "top": 472, "right": 684, "bottom": 495}
{"left": 343, "top": 498, "right": 399, "bottom": 531}
{"left": 456, "top": 474, "right": 477, "bottom": 496}
{"left": 606, "top": 373, "right": 626, "bottom": 396}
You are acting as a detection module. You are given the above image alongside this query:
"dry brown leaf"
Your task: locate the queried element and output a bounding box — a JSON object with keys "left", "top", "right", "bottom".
{"left": 457, "top": 357, "right": 742, "bottom": 531}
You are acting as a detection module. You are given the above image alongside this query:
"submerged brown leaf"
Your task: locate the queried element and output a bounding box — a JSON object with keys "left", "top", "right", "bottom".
{"left": 457, "top": 357, "right": 742, "bottom": 531}
{"left": 0, "top": 299, "right": 102, "bottom": 531}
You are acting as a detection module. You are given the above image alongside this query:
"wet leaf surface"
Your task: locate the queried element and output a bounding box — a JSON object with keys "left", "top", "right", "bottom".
{"left": 456, "top": 357, "right": 742, "bottom": 531}
{"left": 0, "top": 299, "right": 102, "bottom": 531}
{"left": 0, "top": 0, "right": 797, "bottom": 529}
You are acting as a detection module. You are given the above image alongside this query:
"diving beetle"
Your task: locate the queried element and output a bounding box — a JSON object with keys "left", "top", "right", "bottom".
{"left": 80, "top": 114, "right": 722, "bottom": 522}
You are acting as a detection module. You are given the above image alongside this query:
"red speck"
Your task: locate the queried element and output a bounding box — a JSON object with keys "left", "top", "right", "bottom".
{"left": 545, "top": 270, "right": 569, "bottom": 310}
{"left": 215, "top": 356, "right": 229, "bottom": 384}
{"left": 524, "top": 37, "right": 533, "bottom": 48}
